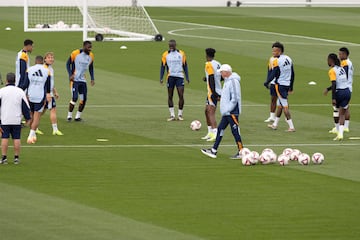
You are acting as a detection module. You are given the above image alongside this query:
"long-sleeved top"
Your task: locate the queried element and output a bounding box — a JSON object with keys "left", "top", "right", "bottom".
{"left": 220, "top": 72, "right": 241, "bottom": 116}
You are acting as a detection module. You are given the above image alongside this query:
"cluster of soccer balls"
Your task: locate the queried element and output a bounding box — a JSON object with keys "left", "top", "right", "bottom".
{"left": 240, "top": 147, "right": 324, "bottom": 166}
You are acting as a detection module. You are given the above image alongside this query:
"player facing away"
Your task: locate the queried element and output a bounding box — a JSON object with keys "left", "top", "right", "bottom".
{"left": 201, "top": 64, "right": 244, "bottom": 159}
{"left": 326, "top": 47, "right": 354, "bottom": 134}
{"left": 160, "top": 39, "right": 190, "bottom": 121}
{"left": 43, "top": 52, "right": 63, "bottom": 135}
{"left": 264, "top": 56, "right": 277, "bottom": 123}
{"left": 15, "top": 39, "right": 33, "bottom": 87}
{"left": 0, "top": 73, "right": 31, "bottom": 165}
{"left": 266, "top": 42, "right": 295, "bottom": 132}
{"left": 66, "top": 41, "right": 95, "bottom": 121}
{"left": 202, "top": 48, "right": 222, "bottom": 142}
{"left": 325, "top": 53, "right": 351, "bottom": 141}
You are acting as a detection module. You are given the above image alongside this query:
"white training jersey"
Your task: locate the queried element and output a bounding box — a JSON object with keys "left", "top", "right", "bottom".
{"left": 205, "top": 59, "right": 222, "bottom": 95}
{"left": 328, "top": 65, "right": 348, "bottom": 90}
{"left": 15, "top": 49, "right": 30, "bottom": 86}
{"left": 341, "top": 58, "right": 354, "bottom": 92}
{"left": 273, "top": 54, "right": 293, "bottom": 86}
{"left": 161, "top": 50, "right": 187, "bottom": 78}
{"left": 0, "top": 85, "right": 30, "bottom": 125}
{"left": 27, "top": 64, "right": 51, "bottom": 103}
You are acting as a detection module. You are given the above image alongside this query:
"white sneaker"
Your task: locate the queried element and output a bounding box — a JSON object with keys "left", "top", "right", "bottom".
{"left": 201, "top": 133, "right": 210, "bottom": 140}
{"left": 167, "top": 116, "right": 176, "bottom": 121}
{"left": 264, "top": 117, "right": 275, "bottom": 123}
{"left": 329, "top": 127, "right": 338, "bottom": 134}
{"left": 267, "top": 124, "right": 277, "bottom": 130}
{"left": 177, "top": 115, "right": 184, "bottom": 121}
{"left": 201, "top": 149, "right": 217, "bottom": 159}
{"left": 206, "top": 132, "right": 216, "bottom": 142}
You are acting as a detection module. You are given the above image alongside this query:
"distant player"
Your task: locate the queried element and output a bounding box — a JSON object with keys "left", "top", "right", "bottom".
{"left": 66, "top": 41, "right": 95, "bottom": 121}
{"left": 0, "top": 73, "right": 31, "bottom": 165}
{"left": 325, "top": 53, "right": 350, "bottom": 141}
{"left": 202, "top": 48, "right": 221, "bottom": 142}
{"left": 160, "top": 39, "right": 190, "bottom": 121}
{"left": 15, "top": 39, "right": 33, "bottom": 87}
{"left": 43, "top": 52, "right": 63, "bottom": 135}
{"left": 266, "top": 42, "right": 295, "bottom": 132}
{"left": 21, "top": 55, "right": 51, "bottom": 144}
{"left": 201, "top": 64, "right": 244, "bottom": 159}
{"left": 264, "top": 56, "right": 277, "bottom": 123}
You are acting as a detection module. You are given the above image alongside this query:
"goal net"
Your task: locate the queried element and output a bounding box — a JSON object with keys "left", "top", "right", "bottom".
{"left": 24, "top": 0, "right": 162, "bottom": 41}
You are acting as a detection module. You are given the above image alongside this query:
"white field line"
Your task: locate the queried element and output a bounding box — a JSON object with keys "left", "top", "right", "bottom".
{"left": 20, "top": 143, "right": 360, "bottom": 148}
{"left": 56, "top": 103, "right": 360, "bottom": 108}
{"left": 155, "top": 19, "right": 360, "bottom": 46}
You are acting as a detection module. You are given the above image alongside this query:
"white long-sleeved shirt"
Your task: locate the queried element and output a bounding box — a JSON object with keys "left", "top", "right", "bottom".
{"left": 0, "top": 84, "right": 30, "bottom": 125}
{"left": 220, "top": 72, "right": 241, "bottom": 116}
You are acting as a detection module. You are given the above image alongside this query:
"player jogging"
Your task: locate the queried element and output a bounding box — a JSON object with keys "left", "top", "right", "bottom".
{"left": 264, "top": 56, "right": 277, "bottom": 123}
{"left": 325, "top": 53, "right": 351, "bottom": 141}
{"left": 66, "top": 41, "right": 95, "bottom": 121}
{"left": 160, "top": 39, "right": 190, "bottom": 121}
{"left": 43, "top": 52, "right": 63, "bottom": 135}
{"left": 0, "top": 73, "right": 31, "bottom": 165}
{"left": 15, "top": 39, "right": 33, "bottom": 87}
{"left": 21, "top": 56, "right": 51, "bottom": 144}
{"left": 201, "top": 64, "right": 244, "bottom": 159}
{"left": 266, "top": 42, "right": 295, "bottom": 132}
{"left": 202, "top": 48, "right": 221, "bottom": 142}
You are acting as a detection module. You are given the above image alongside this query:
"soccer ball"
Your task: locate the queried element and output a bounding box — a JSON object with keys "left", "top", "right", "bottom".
{"left": 190, "top": 120, "right": 201, "bottom": 131}
{"left": 251, "top": 151, "right": 260, "bottom": 164}
{"left": 262, "top": 148, "right": 274, "bottom": 154}
{"left": 282, "top": 148, "right": 293, "bottom": 157}
{"left": 242, "top": 153, "right": 254, "bottom": 166}
{"left": 278, "top": 154, "right": 290, "bottom": 166}
{"left": 259, "top": 152, "right": 272, "bottom": 165}
{"left": 240, "top": 147, "right": 251, "bottom": 157}
{"left": 298, "top": 153, "right": 310, "bottom": 165}
{"left": 290, "top": 149, "right": 301, "bottom": 161}
{"left": 312, "top": 152, "right": 324, "bottom": 165}
{"left": 269, "top": 152, "right": 277, "bottom": 163}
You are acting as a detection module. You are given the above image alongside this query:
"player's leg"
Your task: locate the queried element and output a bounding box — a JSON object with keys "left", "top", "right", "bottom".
{"left": 49, "top": 98, "right": 63, "bottom": 135}
{"left": 205, "top": 94, "right": 218, "bottom": 141}
{"left": 176, "top": 77, "right": 185, "bottom": 120}
{"left": 1, "top": 125, "right": 10, "bottom": 164}
{"left": 202, "top": 102, "right": 212, "bottom": 140}
{"left": 334, "top": 89, "right": 350, "bottom": 141}
{"left": 329, "top": 106, "right": 339, "bottom": 134}
{"left": 228, "top": 114, "right": 244, "bottom": 159}
{"left": 11, "top": 126, "right": 22, "bottom": 164}
{"left": 344, "top": 105, "right": 350, "bottom": 132}
{"left": 167, "top": 77, "right": 176, "bottom": 121}
{"left": 265, "top": 84, "right": 277, "bottom": 122}
{"left": 68, "top": 81, "right": 78, "bottom": 121}
{"left": 75, "top": 82, "right": 87, "bottom": 121}
{"left": 201, "top": 116, "right": 229, "bottom": 158}
{"left": 28, "top": 104, "right": 45, "bottom": 144}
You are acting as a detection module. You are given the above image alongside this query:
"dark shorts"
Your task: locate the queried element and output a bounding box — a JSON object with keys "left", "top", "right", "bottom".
{"left": 275, "top": 84, "right": 290, "bottom": 99}
{"left": 269, "top": 84, "right": 277, "bottom": 97}
{"left": 206, "top": 94, "right": 219, "bottom": 107}
{"left": 167, "top": 76, "right": 184, "bottom": 89}
{"left": 46, "top": 97, "right": 56, "bottom": 109}
{"left": 1, "top": 125, "right": 22, "bottom": 139}
{"left": 29, "top": 101, "right": 45, "bottom": 113}
{"left": 72, "top": 81, "right": 88, "bottom": 102}
{"left": 336, "top": 88, "right": 351, "bottom": 108}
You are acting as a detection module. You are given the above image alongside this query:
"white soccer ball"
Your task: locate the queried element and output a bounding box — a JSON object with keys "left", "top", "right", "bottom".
{"left": 298, "top": 153, "right": 310, "bottom": 165}
{"left": 312, "top": 152, "right": 324, "bottom": 165}
{"left": 282, "top": 148, "right": 293, "bottom": 157}
{"left": 278, "top": 154, "right": 290, "bottom": 166}
{"left": 240, "top": 147, "right": 251, "bottom": 157}
{"left": 190, "top": 120, "right": 201, "bottom": 131}
{"left": 262, "top": 148, "right": 274, "bottom": 154}
{"left": 260, "top": 152, "right": 272, "bottom": 165}
{"left": 242, "top": 153, "right": 254, "bottom": 166}
{"left": 290, "top": 149, "right": 301, "bottom": 161}
{"left": 269, "top": 152, "right": 277, "bottom": 163}
{"left": 251, "top": 151, "right": 260, "bottom": 164}
{"left": 71, "top": 24, "right": 80, "bottom": 29}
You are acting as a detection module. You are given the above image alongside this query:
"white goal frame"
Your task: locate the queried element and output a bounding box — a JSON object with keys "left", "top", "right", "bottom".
{"left": 24, "top": 0, "right": 162, "bottom": 41}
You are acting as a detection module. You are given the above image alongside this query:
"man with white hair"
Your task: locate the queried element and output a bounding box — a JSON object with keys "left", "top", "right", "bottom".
{"left": 201, "top": 64, "right": 244, "bottom": 159}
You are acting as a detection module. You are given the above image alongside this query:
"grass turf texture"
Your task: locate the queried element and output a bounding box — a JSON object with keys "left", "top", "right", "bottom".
{"left": 0, "top": 6, "right": 360, "bottom": 240}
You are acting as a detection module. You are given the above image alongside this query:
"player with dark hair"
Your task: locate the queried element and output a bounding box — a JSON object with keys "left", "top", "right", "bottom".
{"left": 263, "top": 54, "right": 277, "bottom": 123}
{"left": 325, "top": 53, "right": 351, "bottom": 141}
{"left": 0, "top": 73, "right": 31, "bottom": 164}
{"left": 202, "top": 48, "right": 221, "bottom": 141}
{"left": 66, "top": 41, "right": 95, "bottom": 121}
{"left": 15, "top": 39, "right": 33, "bottom": 87}
{"left": 266, "top": 42, "right": 295, "bottom": 132}
{"left": 160, "top": 39, "right": 190, "bottom": 121}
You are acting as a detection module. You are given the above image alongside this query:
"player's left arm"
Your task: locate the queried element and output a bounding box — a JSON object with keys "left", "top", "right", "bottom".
{"left": 45, "top": 75, "right": 52, "bottom": 102}
{"left": 89, "top": 61, "right": 95, "bottom": 86}
{"left": 181, "top": 51, "right": 190, "bottom": 83}
{"left": 289, "top": 65, "right": 295, "bottom": 92}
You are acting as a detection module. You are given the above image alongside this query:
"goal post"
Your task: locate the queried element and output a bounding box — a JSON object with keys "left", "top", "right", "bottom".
{"left": 24, "top": 0, "right": 163, "bottom": 41}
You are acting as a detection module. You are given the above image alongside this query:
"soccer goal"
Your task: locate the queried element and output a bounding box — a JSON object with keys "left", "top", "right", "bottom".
{"left": 24, "top": 0, "right": 163, "bottom": 41}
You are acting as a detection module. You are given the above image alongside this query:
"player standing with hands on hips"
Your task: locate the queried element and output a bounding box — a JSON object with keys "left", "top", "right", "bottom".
{"left": 201, "top": 64, "right": 244, "bottom": 159}
{"left": 160, "top": 39, "right": 190, "bottom": 121}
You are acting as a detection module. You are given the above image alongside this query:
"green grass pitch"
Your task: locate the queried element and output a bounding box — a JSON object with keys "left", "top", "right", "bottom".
{"left": 0, "top": 6, "right": 360, "bottom": 240}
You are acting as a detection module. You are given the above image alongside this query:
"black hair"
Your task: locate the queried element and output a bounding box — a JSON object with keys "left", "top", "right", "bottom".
{"left": 205, "top": 48, "right": 216, "bottom": 58}
{"left": 83, "top": 40, "right": 92, "bottom": 46}
{"left": 328, "top": 53, "right": 340, "bottom": 66}
{"left": 272, "top": 41, "right": 284, "bottom": 53}
{"left": 35, "top": 55, "right": 44, "bottom": 63}
{"left": 24, "top": 39, "right": 33, "bottom": 46}
{"left": 6, "top": 72, "right": 15, "bottom": 84}
{"left": 339, "top": 47, "right": 350, "bottom": 56}
{"left": 168, "top": 39, "right": 176, "bottom": 44}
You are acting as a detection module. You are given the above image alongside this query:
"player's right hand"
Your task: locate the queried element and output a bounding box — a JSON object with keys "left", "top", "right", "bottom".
{"left": 69, "top": 75, "right": 74, "bottom": 81}
{"left": 263, "top": 82, "right": 269, "bottom": 89}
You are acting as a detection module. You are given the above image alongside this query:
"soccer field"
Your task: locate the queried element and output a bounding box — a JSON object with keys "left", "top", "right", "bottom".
{"left": 0, "top": 6, "right": 360, "bottom": 240}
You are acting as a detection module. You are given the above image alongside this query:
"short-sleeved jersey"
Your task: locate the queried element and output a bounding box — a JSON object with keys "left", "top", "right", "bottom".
{"left": 328, "top": 65, "right": 348, "bottom": 90}
{"left": 44, "top": 64, "right": 55, "bottom": 96}
{"left": 70, "top": 49, "right": 94, "bottom": 82}
{"left": 267, "top": 56, "right": 276, "bottom": 84}
{"left": 205, "top": 59, "right": 222, "bottom": 95}
{"left": 27, "top": 64, "right": 51, "bottom": 103}
{"left": 341, "top": 58, "right": 354, "bottom": 92}
{"left": 161, "top": 50, "right": 186, "bottom": 79}
{"left": 15, "top": 49, "right": 30, "bottom": 86}
{"left": 273, "top": 54, "right": 293, "bottom": 86}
